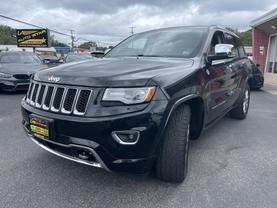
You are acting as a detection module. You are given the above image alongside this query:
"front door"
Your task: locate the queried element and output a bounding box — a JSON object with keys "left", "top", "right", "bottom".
{"left": 205, "top": 31, "right": 240, "bottom": 124}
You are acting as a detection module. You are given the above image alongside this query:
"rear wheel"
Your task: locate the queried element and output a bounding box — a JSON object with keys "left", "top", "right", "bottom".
{"left": 156, "top": 105, "right": 191, "bottom": 183}
{"left": 229, "top": 84, "right": 250, "bottom": 120}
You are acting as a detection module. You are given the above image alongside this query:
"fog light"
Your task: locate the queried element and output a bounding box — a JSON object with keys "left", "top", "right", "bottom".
{"left": 111, "top": 130, "right": 140, "bottom": 145}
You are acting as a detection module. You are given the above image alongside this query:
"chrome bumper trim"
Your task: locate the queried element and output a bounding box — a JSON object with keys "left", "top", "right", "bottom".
{"left": 24, "top": 126, "right": 110, "bottom": 171}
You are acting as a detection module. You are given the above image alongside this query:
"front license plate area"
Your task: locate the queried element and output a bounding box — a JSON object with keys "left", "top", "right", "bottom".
{"left": 29, "top": 114, "right": 55, "bottom": 140}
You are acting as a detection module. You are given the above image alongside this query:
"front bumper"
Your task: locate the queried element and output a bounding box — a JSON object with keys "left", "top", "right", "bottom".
{"left": 23, "top": 125, "right": 110, "bottom": 171}
{"left": 21, "top": 99, "right": 168, "bottom": 174}
{"left": 0, "top": 79, "right": 30, "bottom": 91}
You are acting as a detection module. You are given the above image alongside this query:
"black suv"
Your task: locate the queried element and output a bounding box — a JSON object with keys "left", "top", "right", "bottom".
{"left": 21, "top": 26, "right": 251, "bottom": 182}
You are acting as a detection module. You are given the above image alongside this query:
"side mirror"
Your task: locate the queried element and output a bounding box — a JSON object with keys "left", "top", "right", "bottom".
{"left": 215, "top": 44, "right": 234, "bottom": 55}
{"left": 207, "top": 44, "right": 235, "bottom": 63}
{"left": 256, "top": 63, "right": 260, "bottom": 67}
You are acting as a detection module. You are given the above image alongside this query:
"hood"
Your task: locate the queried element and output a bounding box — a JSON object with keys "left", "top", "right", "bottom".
{"left": 0, "top": 63, "right": 47, "bottom": 75}
{"left": 34, "top": 57, "right": 195, "bottom": 87}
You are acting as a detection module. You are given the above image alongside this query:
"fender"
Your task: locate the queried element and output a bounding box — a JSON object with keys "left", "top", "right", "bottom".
{"left": 155, "top": 94, "right": 204, "bottom": 143}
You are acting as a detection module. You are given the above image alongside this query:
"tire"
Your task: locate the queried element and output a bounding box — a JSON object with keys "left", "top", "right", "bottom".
{"left": 156, "top": 105, "right": 191, "bottom": 183}
{"left": 229, "top": 84, "right": 250, "bottom": 120}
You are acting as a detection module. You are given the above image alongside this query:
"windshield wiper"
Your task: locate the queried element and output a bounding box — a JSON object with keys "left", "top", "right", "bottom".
{"left": 136, "top": 54, "right": 166, "bottom": 57}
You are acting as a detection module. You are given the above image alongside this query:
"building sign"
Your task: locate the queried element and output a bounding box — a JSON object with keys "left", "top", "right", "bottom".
{"left": 259, "top": 46, "right": 264, "bottom": 55}
{"left": 16, "top": 29, "right": 49, "bottom": 47}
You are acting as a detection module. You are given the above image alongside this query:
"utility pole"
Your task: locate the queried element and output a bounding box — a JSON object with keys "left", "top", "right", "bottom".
{"left": 129, "top": 26, "right": 136, "bottom": 35}
{"left": 70, "top": 29, "right": 75, "bottom": 52}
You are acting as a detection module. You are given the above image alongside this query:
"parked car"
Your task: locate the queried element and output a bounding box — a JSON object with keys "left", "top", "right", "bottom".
{"left": 0, "top": 51, "right": 47, "bottom": 91}
{"left": 38, "top": 55, "right": 63, "bottom": 66}
{"left": 91, "top": 51, "right": 104, "bottom": 58}
{"left": 249, "top": 61, "right": 264, "bottom": 89}
{"left": 21, "top": 26, "right": 252, "bottom": 182}
{"left": 65, "top": 53, "right": 93, "bottom": 63}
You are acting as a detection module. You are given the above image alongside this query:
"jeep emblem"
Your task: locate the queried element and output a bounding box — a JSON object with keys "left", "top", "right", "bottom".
{"left": 48, "top": 76, "right": 60, "bottom": 83}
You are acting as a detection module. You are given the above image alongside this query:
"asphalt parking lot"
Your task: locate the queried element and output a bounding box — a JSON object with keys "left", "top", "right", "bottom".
{"left": 1, "top": 90, "right": 277, "bottom": 208}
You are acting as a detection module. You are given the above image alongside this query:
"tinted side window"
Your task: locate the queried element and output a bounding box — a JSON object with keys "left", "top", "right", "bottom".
{"left": 223, "top": 33, "right": 239, "bottom": 58}
{"left": 238, "top": 46, "right": 246, "bottom": 57}
{"left": 236, "top": 38, "right": 246, "bottom": 58}
{"left": 208, "top": 31, "right": 224, "bottom": 55}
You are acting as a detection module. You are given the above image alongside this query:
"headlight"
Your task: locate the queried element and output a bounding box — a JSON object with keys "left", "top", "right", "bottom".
{"left": 102, "top": 87, "right": 156, "bottom": 104}
{"left": 0, "top": 72, "right": 12, "bottom": 79}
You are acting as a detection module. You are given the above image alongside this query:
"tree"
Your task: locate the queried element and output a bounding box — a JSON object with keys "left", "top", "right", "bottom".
{"left": 78, "top": 41, "right": 97, "bottom": 50}
{"left": 238, "top": 30, "right": 252, "bottom": 46}
{"left": 225, "top": 27, "right": 252, "bottom": 46}
{"left": 50, "top": 35, "right": 69, "bottom": 47}
{"left": 0, "top": 25, "right": 17, "bottom": 45}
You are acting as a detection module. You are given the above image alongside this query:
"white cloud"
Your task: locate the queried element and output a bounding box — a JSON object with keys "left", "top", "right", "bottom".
{"left": 0, "top": 0, "right": 277, "bottom": 46}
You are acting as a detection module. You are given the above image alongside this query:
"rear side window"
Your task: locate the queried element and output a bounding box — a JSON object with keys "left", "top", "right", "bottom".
{"left": 238, "top": 46, "right": 246, "bottom": 57}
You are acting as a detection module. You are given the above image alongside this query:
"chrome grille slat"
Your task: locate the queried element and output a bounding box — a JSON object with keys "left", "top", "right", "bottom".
{"left": 73, "top": 89, "right": 81, "bottom": 115}
{"left": 35, "top": 84, "right": 42, "bottom": 108}
{"left": 73, "top": 90, "right": 92, "bottom": 115}
{"left": 59, "top": 88, "right": 68, "bottom": 112}
{"left": 43, "top": 86, "right": 54, "bottom": 110}
{"left": 61, "top": 88, "right": 78, "bottom": 114}
{"left": 26, "top": 81, "right": 92, "bottom": 116}
{"left": 51, "top": 87, "right": 65, "bottom": 112}
{"left": 36, "top": 84, "right": 46, "bottom": 108}
{"left": 30, "top": 84, "right": 39, "bottom": 106}
{"left": 41, "top": 85, "right": 49, "bottom": 109}
{"left": 26, "top": 82, "right": 34, "bottom": 103}
{"left": 49, "top": 86, "right": 58, "bottom": 111}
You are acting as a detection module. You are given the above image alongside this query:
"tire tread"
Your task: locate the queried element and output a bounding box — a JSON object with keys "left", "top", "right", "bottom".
{"left": 156, "top": 105, "right": 191, "bottom": 182}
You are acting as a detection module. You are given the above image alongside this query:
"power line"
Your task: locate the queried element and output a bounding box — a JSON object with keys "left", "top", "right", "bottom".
{"left": 0, "top": 14, "right": 72, "bottom": 37}
{"left": 0, "top": 14, "right": 118, "bottom": 47}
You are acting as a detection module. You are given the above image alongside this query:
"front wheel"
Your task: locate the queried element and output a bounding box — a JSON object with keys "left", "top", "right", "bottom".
{"left": 229, "top": 84, "right": 250, "bottom": 120}
{"left": 156, "top": 105, "right": 191, "bottom": 183}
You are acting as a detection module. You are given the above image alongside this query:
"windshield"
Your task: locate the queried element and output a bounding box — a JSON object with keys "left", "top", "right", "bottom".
{"left": 66, "top": 54, "right": 93, "bottom": 62}
{"left": 106, "top": 28, "right": 207, "bottom": 58}
{"left": 0, "top": 53, "right": 42, "bottom": 64}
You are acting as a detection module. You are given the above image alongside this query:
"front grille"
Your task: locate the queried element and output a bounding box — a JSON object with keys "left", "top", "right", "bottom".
{"left": 26, "top": 81, "right": 92, "bottom": 116}
{"left": 14, "top": 74, "right": 31, "bottom": 80}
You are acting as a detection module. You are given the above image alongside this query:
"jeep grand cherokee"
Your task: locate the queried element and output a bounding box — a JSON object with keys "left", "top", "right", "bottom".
{"left": 21, "top": 26, "right": 251, "bottom": 182}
